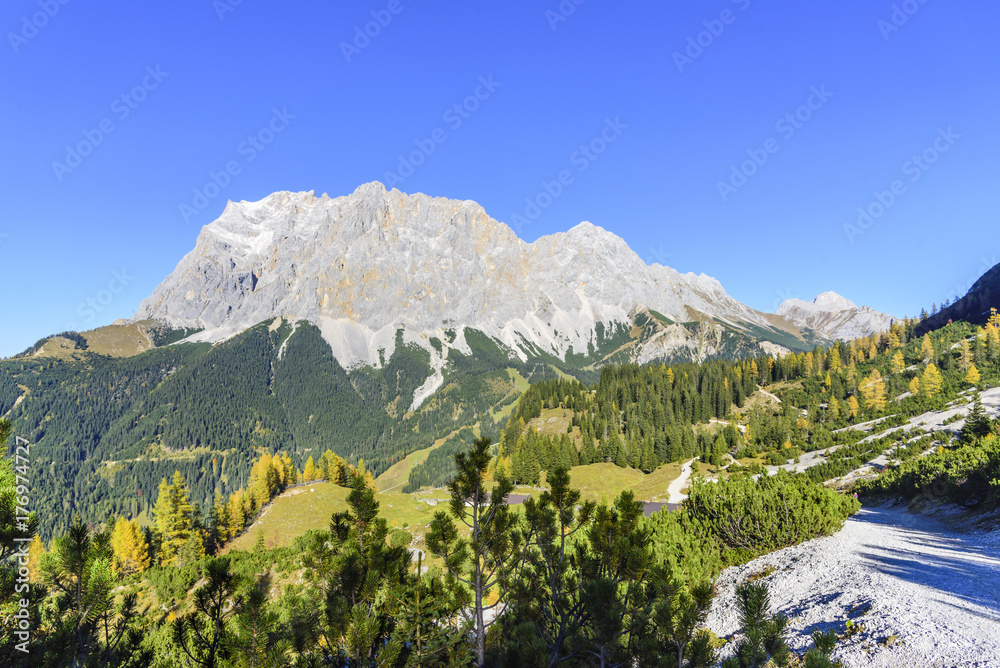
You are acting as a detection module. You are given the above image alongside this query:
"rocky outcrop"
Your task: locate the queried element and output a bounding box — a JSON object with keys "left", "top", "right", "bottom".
{"left": 777, "top": 292, "right": 894, "bottom": 341}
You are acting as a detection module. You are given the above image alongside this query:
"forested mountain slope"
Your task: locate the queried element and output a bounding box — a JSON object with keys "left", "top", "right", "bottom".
{"left": 1, "top": 320, "right": 548, "bottom": 538}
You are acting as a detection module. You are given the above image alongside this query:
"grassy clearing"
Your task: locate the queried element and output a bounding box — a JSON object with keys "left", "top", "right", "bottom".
{"left": 376, "top": 431, "right": 456, "bottom": 492}
{"left": 34, "top": 337, "right": 85, "bottom": 360}
{"left": 227, "top": 483, "right": 351, "bottom": 551}
{"left": 528, "top": 407, "right": 576, "bottom": 440}
{"left": 561, "top": 463, "right": 647, "bottom": 505}
{"left": 629, "top": 461, "right": 685, "bottom": 500}
{"left": 226, "top": 482, "right": 454, "bottom": 570}
{"left": 731, "top": 386, "right": 786, "bottom": 418}
{"left": 228, "top": 460, "right": 689, "bottom": 558}
{"left": 508, "top": 367, "right": 530, "bottom": 392}
{"left": 83, "top": 323, "right": 154, "bottom": 357}
{"left": 556, "top": 462, "right": 684, "bottom": 504}
{"left": 487, "top": 368, "right": 530, "bottom": 422}
{"left": 376, "top": 418, "right": 492, "bottom": 493}
{"left": 548, "top": 364, "right": 575, "bottom": 381}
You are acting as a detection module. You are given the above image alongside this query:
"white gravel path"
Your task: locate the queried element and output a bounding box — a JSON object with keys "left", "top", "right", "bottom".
{"left": 706, "top": 504, "right": 1000, "bottom": 667}
{"left": 668, "top": 458, "right": 696, "bottom": 503}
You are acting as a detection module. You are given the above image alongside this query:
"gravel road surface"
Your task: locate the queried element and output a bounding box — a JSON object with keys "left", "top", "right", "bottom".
{"left": 706, "top": 504, "right": 1000, "bottom": 667}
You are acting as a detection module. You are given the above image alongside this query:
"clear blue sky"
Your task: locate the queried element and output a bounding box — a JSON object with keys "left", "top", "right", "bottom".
{"left": 3, "top": 0, "right": 998, "bottom": 356}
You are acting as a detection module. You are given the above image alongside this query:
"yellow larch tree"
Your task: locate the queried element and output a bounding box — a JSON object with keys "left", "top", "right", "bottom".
{"left": 110, "top": 516, "right": 150, "bottom": 575}
{"left": 921, "top": 363, "right": 943, "bottom": 399}
{"left": 908, "top": 375, "right": 921, "bottom": 397}
{"left": 848, "top": 340, "right": 860, "bottom": 365}
{"left": 960, "top": 339, "right": 973, "bottom": 372}
{"left": 860, "top": 369, "right": 887, "bottom": 412}
{"left": 985, "top": 323, "right": 1000, "bottom": 361}
{"left": 249, "top": 451, "right": 279, "bottom": 508}
{"left": 27, "top": 535, "right": 45, "bottom": 583}
{"left": 494, "top": 455, "right": 513, "bottom": 481}
{"left": 921, "top": 335, "right": 935, "bottom": 363}
{"left": 888, "top": 328, "right": 901, "bottom": 349}
{"left": 228, "top": 490, "right": 247, "bottom": 539}
{"left": 211, "top": 493, "right": 231, "bottom": 545}
{"left": 847, "top": 395, "right": 860, "bottom": 420}
{"left": 281, "top": 452, "right": 297, "bottom": 485}
{"left": 356, "top": 459, "right": 376, "bottom": 489}
{"left": 153, "top": 471, "right": 198, "bottom": 566}
{"left": 318, "top": 449, "right": 349, "bottom": 485}
{"left": 828, "top": 346, "right": 842, "bottom": 371}
{"left": 302, "top": 455, "right": 320, "bottom": 482}
{"left": 891, "top": 351, "right": 905, "bottom": 375}
{"left": 966, "top": 364, "right": 981, "bottom": 386}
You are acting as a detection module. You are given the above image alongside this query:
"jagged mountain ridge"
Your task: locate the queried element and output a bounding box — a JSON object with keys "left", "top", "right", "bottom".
{"left": 133, "top": 183, "right": 888, "bottom": 392}
{"left": 777, "top": 291, "right": 895, "bottom": 342}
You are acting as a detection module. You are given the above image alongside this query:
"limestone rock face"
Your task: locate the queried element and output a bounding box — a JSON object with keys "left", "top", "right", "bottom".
{"left": 777, "top": 291, "right": 895, "bottom": 341}
{"left": 133, "top": 183, "right": 887, "bottom": 374}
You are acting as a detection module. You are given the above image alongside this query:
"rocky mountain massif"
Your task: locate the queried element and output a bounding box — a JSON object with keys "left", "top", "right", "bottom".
{"left": 133, "top": 182, "right": 892, "bottom": 385}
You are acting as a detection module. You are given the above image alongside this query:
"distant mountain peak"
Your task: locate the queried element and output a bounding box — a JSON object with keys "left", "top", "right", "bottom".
{"left": 778, "top": 291, "right": 857, "bottom": 314}
{"left": 776, "top": 291, "right": 893, "bottom": 341}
